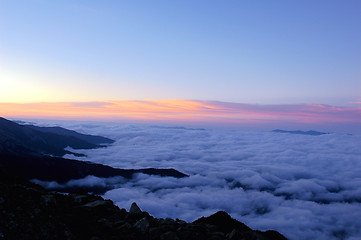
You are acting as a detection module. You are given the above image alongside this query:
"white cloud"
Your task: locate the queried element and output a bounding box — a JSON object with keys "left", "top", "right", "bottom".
{"left": 31, "top": 175, "right": 126, "bottom": 192}
{"left": 30, "top": 120, "right": 361, "bottom": 240}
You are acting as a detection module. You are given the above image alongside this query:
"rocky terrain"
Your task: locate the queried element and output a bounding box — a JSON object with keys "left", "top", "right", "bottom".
{"left": 0, "top": 171, "right": 287, "bottom": 240}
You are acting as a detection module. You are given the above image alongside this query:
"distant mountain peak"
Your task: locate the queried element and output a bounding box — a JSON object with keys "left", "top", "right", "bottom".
{"left": 272, "top": 129, "right": 329, "bottom": 136}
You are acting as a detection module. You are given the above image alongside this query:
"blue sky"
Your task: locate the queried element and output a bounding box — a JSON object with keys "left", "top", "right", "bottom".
{"left": 1, "top": 0, "right": 360, "bottom": 105}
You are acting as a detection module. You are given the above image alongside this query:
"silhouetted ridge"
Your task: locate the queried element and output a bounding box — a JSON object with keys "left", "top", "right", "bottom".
{"left": 272, "top": 129, "right": 328, "bottom": 136}
{"left": 0, "top": 117, "right": 114, "bottom": 157}
{"left": 193, "top": 211, "right": 251, "bottom": 233}
{"left": 0, "top": 117, "right": 188, "bottom": 194}
{"left": 27, "top": 125, "right": 114, "bottom": 145}
{"left": 0, "top": 152, "right": 187, "bottom": 194}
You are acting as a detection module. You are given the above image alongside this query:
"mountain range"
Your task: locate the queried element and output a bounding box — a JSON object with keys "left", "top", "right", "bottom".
{"left": 0, "top": 117, "right": 114, "bottom": 157}
{"left": 0, "top": 117, "right": 287, "bottom": 239}
{"left": 0, "top": 117, "right": 186, "bottom": 193}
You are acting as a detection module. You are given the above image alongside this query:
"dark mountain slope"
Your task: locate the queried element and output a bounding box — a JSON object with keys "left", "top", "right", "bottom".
{"left": 0, "top": 117, "right": 187, "bottom": 193}
{"left": 0, "top": 152, "right": 187, "bottom": 182}
{"left": 0, "top": 152, "right": 187, "bottom": 193}
{"left": 27, "top": 125, "right": 114, "bottom": 145}
{"left": 0, "top": 171, "right": 287, "bottom": 240}
{"left": 0, "top": 117, "right": 113, "bottom": 157}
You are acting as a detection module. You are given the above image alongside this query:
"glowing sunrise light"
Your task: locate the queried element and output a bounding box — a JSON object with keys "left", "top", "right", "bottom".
{"left": 0, "top": 100, "right": 360, "bottom": 128}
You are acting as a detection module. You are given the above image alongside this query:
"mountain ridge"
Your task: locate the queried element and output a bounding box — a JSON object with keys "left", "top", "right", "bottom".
{"left": 0, "top": 117, "right": 187, "bottom": 193}
{"left": 272, "top": 129, "right": 328, "bottom": 136}
{"left": 0, "top": 117, "right": 114, "bottom": 157}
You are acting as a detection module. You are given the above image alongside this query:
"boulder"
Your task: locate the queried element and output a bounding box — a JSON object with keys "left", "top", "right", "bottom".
{"left": 134, "top": 217, "right": 150, "bottom": 233}
{"left": 129, "top": 202, "right": 142, "bottom": 214}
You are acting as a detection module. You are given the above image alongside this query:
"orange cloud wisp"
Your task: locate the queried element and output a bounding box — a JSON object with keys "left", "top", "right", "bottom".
{"left": 0, "top": 100, "right": 360, "bottom": 125}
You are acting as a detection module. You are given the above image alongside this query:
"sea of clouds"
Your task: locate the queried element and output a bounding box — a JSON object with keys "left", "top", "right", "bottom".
{"left": 30, "top": 120, "right": 361, "bottom": 240}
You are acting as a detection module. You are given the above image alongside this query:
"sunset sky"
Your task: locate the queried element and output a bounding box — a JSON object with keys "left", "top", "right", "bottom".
{"left": 2, "top": 2, "right": 361, "bottom": 238}
{"left": 0, "top": 1, "right": 360, "bottom": 128}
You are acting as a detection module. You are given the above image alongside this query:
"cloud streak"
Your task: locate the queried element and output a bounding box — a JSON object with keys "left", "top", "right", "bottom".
{"left": 1, "top": 100, "right": 360, "bottom": 132}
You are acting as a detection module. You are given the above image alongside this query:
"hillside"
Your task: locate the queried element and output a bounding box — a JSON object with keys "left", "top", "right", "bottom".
{"left": 0, "top": 117, "right": 186, "bottom": 193}
{"left": 0, "top": 117, "right": 114, "bottom": 157}
{"left": 0, "top": 171, "right": 287, "bottom": 240}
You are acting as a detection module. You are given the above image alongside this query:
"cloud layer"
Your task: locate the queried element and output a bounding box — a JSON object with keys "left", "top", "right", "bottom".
{"left": 32, "top": 120, "right": 361, "bottom": 240}
{"left": 2, "top": 100, "right": 361, "bottom": 133}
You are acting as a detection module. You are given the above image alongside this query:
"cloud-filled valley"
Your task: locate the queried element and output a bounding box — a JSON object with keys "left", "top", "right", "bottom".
{"left": 31, "top": 120, "right": 361, "bottom": 240}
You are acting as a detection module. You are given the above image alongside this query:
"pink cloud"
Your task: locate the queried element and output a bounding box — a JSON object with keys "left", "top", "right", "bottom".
{"left": 0, "top": 100, "right": 360, "bottom": 129}
{"left": 201, "top": 101, "right": 361, "bottom": 124}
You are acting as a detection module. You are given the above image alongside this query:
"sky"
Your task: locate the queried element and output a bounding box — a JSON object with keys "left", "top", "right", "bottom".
{"left": 1, "top": 100, "right": 361, "bottom": 133}
{"left": 1, "top": 0, "right": 360, "bottom": 105}
{"left": 0, "top": 1, "right": 360, "bottom": 129}
{"left": 1, "top": 2, "right": 361, "bottom": 238}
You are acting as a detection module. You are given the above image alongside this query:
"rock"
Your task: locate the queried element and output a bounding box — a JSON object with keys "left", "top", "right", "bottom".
{"left": 156, "top": 217, "right": 176, "bottom": 227}
{"left": 160, "top": 231, "right": 179, "bottom": 240}
{"left": 96, "top": 218, "right": 117, "bottom": 228}
{"left": 129, "top": 202, "right": 142, "bottom": 214}
{"left": 228, "top": 228, "right": 287, "bottom": 240}
{"left": 164, "top": 218, "right": 176, "bottom": 225}
{"left": 177, "top": 224, "right": 209, "bottom": 240}
{"left": 227, "top": 229, "right": 238, "bottom": 240}
{"left": 83, "top": 200, "right": 112, "bottom": 208}
{"left": 0, "top": 171, "right": 288, "bottom": 240}
{"left": 41, "top": 194, "right": 56, "bottom": 206}
{"left": 176, "top": 218, "right": 187, "bottom": 225}
{"left": 211, "top": 231, "right": 225, "bottom": 239}
{"left": 149, "top": 225, "right": 175, "bottom": 238}
{"left": 117, "top": 222, "right": 132, "bottom": 232}
{"left": 193, "top": 210, "right": 251, "bottom": 233}
{"left": 69, "top": 194, "right": 91, "bottom": 204}
{"left": 89, "top": 237, "right": 101, "bottom": 240}
{"left": 134, "top": 217, "right": 150, "bottom": 233}
{"left": 262, "top": 230, "right": 288, "bottom": 240}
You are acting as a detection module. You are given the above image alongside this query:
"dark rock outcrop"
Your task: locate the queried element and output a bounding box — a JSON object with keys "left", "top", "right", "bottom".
{"left": 0, "top": 171, "right": 287, "bottom": 240}
{"left": 193, "top": 211, "right": 251, "bottom": 233}
{"left": 129, "top": 202, "right": 142, "bottom": 214}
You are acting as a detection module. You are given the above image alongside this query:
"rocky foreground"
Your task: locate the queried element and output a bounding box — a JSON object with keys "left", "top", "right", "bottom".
{"left": 0, "top": 171, "right": 287, "bottom": 240}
